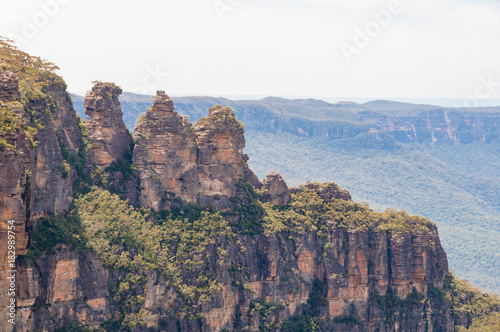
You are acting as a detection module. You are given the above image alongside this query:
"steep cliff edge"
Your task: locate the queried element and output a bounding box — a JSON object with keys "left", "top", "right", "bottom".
{"left": 0, "top": 37, "right": 87, "bottom": 331}
{"left": 2, "top": 39, "right": 499, "bottom": 332}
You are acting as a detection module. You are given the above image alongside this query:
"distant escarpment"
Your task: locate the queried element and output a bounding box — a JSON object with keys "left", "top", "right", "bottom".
{"left": 72, "top": 94, "right": 500, "bottom": 145}
{"left": 2, "top": 38, "right": 499, "bottom": 332}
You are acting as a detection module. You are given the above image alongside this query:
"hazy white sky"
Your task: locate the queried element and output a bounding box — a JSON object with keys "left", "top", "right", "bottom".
{"left": 1, "top": 0, "right": 499, "bottom": 101}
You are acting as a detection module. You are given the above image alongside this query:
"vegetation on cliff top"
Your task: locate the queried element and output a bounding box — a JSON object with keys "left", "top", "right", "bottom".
{"left": 0, "top": 36, "right": 68, "bottom": 155}
{"left": 445, "top": 274, "right": 500, "bottom": 327}
{"left": 194, "top": 104, "right": 245, "bottom": 132}
{"left": 264, "top": 185, "right": 433, "bottom": 237}
{"left": 0, "top": 37, "right": 64, "bottom": 101}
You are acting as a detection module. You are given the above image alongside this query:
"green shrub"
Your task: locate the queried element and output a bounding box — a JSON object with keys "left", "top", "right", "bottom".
{"left": 30, "top": 212, "right": 87, "bottom": 256}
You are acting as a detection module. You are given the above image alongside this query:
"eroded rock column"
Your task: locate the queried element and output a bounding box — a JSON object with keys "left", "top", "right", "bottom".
{"left": 194, "top": 105, "right": 260, "bottom": 197}
{"left": 84, "top": 82, "right": 132, "bottom": 169}
{"left": 133, "top": 91, "right": 198, "bottom": 210}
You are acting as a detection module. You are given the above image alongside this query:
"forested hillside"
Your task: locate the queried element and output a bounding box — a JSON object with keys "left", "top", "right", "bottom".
{"left": 72, "top": 93, "right": 500, "bottom": 293}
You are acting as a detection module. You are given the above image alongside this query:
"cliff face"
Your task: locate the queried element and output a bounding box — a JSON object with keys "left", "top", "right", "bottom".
{"left": 0, "top": 86, "right": 34, "bottom": 331}
{"left": 16, "top": 251, "right": 110, "bottom": 332}
{"left": 13, "top": 185, "right": 453, "bottom": 332}
{"left": 359, "top": 110, "right": 500, "bottom": 144}
{"left": 30, "top": 89, "right": 75, "bottom": 219}
{"left": 0, "top": 69, "right": 84, "bottom": 331}
{"left": 84, "top": 82, "right": 132, "bottom": 169}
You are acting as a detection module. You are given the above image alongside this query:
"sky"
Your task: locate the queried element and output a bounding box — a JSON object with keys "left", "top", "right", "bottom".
{"left": 1, "top": 0, "right": 500, "bottom": 105}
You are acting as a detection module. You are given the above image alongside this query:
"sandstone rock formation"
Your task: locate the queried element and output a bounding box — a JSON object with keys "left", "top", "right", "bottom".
{"left": 194, "top": 104, "right": 260, "bottom": 198}
{"left": 0, "top": 50, "right": 479, "bottom": 331}
{"left": 30, "top": 89, "right": 76, "bottom": 219}
{"left": 16, "top": 250, "right": 110, "bottom": 331}
{"left": 133, "top": 96, "right": 261, "bottom": 211}
{"left": 0, "top": 97, "right": 34, "bottom": 332}
{"left": 0, "top": 70, "right": 84, "bottom": 330}
{"left": 133, "top": 91, "right": 198, "bottom": 210}
{"left": 262, "top": 171, "right": 291, "bottom": 206}
{"left": 84, "top": 82, "right": 132, "bottom": 169}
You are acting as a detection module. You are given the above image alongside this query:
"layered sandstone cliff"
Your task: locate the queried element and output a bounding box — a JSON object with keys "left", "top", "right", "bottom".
{"left": 13, "top": 184, "right": 453, "bottom": 332}
{"left": 0, "top": 69, "right": 83, "bottom": 331}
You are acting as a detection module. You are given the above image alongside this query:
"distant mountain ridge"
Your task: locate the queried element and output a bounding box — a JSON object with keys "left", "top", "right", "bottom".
{"left": 72, "top": 93, "right": 500, "bottom": 144}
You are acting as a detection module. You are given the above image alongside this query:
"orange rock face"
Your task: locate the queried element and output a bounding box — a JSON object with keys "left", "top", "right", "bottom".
{"left": 1, "top": 72, "right": 454, "bottom": 331}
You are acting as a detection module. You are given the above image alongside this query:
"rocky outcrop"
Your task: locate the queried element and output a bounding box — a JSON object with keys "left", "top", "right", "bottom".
{"left": 262, "top": 171, "right": 290, "bottom": 206}
{"left": 133, "top": 96, "right": 261, "bottom": 211}
{"left": 194, "top": 105, "right": 260, "bottom": 198}
{"left": 84, "top": 82, "right": 132, "bottom": 169}
{"left": 0, "top": 47, "right": 478, "bottom": 331}
{"left": 291, "top": 181, "right": 352, "bottom": 202}
{"left": 133, "top": 91, "right": 198, "bottom": 210}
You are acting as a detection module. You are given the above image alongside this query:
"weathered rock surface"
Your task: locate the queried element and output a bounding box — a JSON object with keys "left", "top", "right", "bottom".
{"left": 0, "top": 71, "right": 84, "bottom": 330}
{"left": 133, "top": 91, "right": 198, "bottom": 210}
{"left": 28, "top": 78, "right": 87, "bottom": 219}
{"left": 194, "top": 105, "right": 260, "bottom": 198}
{"left": 262, "top": 171, "right": 291, "bottom": 206}
{"left": 0, "top": 71, "right": 20, "bottom": 101}
{"left": 15, "top": 250, "right": 110, "bottom": 332}
{"left": 85, "top": 82, "right": 132, "bottom": 169}
{"left": 0, "top": 113, "right": 34, "bottom": 331}
{"left": 134, "top": 97, "right": 261, "bottom": 211}
{"left": 0, "top": 68, "right": 461, "bottom": 332}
